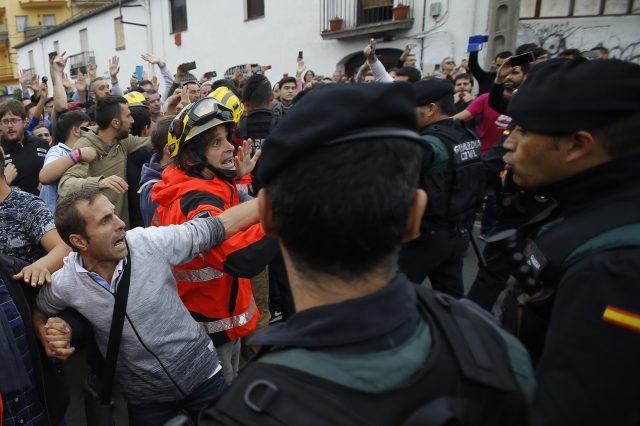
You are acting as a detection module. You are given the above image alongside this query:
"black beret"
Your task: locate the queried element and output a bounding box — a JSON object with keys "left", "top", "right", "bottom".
{"left": 413, "top": 78, "right": 454, "bottom": 106}
{"left": 508, "top": 58, "right": 640, "bottom": 134}
{"left": 258, "top": 83, "right": 422, "bottom": 183}
{"left": 241, "top": 74, "right": 270, "bottom": 102}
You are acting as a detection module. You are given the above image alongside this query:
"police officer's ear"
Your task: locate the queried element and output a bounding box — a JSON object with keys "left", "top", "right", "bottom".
{"left": 563, "top": 130, "right": 598, "bottom": 164}
{"left": 257, "top": 188, "right": 278, "bottom": 238}
{"left": 402, "top": 188, "right": 427, "bottom": 243}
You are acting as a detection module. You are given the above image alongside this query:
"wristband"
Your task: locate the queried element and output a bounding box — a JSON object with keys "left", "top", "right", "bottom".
{"left": 69, "top": 149, "right": 82, "bottom": 164}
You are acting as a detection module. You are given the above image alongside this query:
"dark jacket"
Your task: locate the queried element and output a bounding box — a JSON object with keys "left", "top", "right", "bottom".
{"left": 138, "top": 153, "right": 164, "bottom": 227}
{"left": 0, "top": 254, "right": 86, "bottom": 426}
{"left": 0, "top": 135, "right": 49, "bottom": 195}
{"left": 529, "top": 155, "right": 640, "bottom": 426}
{"left": 201, "top": 274, "right": 534, "bottom": 425}
{"left": 468, "top": 51, "right": 496, "bottom": 95}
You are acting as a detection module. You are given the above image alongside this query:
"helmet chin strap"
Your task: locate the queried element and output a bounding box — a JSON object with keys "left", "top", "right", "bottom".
{"left": 205, "top": 163, "right": 237, "bottom": 180}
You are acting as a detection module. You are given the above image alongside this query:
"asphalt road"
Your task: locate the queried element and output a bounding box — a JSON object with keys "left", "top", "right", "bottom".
{"left": 62, "top": 233, "right": 486, "bottom": 425}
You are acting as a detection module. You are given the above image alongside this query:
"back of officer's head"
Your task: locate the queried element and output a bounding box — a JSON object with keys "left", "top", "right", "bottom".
{"left": 258, "top": 83, "right": 423, "bottom": 280}
{"left": 509, "top": 58, "right": 640, "bottom": 159}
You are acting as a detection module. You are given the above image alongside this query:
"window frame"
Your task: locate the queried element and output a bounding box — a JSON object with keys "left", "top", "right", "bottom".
{"left": 16, "top": 15, "right": 28, "bottom": 32}
{"left": 245, "top": 0, "right": 265, "bottom": 21}
{"left": 169, "top": 0, "right": 188, "bottom": 33}
{"left": 520, "top": 0, "right": 638, "bottom": 18}
{"left": 114, "top": 17, "right": 126, "bottom": 51}
{"left": 43, "top": 14, "right": 56, "bottom": 26}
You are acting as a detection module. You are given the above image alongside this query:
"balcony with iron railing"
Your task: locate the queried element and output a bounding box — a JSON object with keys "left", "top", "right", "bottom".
{"left": 320, "top": 0, "right": 414, "bottom": 40}
{"left": 0, "top": 65, "right": 14, "bottom": 80}
{"left": 69, "top": 0, "right": 112, "bottom": 7}
{"left": 0, "top": 24, "right": 8, "bottom": 45}
{"left": 69, "top": 51, "right": 95, "bottom": 75}
{"left": 19, "top": 0, "right": 67, "bottom": 8}
{"left": 24, "top": 25, "right": 56, "bottom": 41}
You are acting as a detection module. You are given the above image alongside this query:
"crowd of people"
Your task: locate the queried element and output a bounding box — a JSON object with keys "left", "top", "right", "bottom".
{"left": 0, "top": 35, "right": 638, "bottom": 426}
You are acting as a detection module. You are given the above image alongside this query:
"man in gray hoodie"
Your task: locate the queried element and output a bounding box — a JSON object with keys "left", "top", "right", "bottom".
{"left": 36, "top": 188, "right": 261, "bottom": 425}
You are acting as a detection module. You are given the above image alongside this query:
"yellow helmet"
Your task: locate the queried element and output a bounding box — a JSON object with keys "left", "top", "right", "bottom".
{"left": 124, "top": 91, "right": 149, "bottom": 108}
{"left": 167, "top": 97, "right": 235, "bottom": 158}
{"left": 209, "top": 86, "right": 244, "bottom": 123}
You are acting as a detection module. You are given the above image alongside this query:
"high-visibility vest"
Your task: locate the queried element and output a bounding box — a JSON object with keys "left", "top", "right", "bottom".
{"left": 152, "top": 166, "right": 269, "bottom": 345}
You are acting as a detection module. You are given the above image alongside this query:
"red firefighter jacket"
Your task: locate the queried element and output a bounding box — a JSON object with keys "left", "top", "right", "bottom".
{"left": 152, "top": 166, "right": 275, "bottom": 345}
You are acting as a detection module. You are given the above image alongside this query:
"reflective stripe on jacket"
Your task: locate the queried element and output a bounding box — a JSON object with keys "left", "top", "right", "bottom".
{"left": 152, "top": 166, "right": 274, "bottom": 344}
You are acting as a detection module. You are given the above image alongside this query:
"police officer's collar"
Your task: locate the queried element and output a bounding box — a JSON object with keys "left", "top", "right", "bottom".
{"left": 539, "top": 153, "right": 640, "bottom": 214}
{"left": 249, "top": 274, "right": 420, "bottom": 354}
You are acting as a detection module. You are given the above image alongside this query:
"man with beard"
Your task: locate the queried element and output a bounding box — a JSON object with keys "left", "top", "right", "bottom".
{"left": 58, "top": 95, "right": 150, "bottom": 229}
{"left": 0, "top": 99, "right": 49, "bottom": 195}
{"left": 454, "top": 65, "right": 527, "bottom": 155}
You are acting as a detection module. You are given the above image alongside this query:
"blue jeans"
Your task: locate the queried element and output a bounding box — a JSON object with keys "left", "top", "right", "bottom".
{"left": 127, "top": 371, "right": 227, "bottom": 426}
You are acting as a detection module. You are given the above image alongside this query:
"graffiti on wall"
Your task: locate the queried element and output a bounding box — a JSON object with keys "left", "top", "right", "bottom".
{"left": 518, "top": 19, "right": 640, "bottom": 63}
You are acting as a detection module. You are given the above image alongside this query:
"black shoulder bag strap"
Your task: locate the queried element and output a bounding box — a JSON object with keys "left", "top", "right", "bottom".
{"left": 99, "top": 247, "right": 132, "bottom": 405}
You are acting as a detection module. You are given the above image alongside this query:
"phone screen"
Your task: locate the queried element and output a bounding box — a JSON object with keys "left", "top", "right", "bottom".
{"left": 135, "top": 66, "right": 143, "bottom": 81}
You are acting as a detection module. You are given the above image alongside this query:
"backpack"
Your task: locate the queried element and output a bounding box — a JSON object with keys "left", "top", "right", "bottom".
{"left": 201, "top": 287, "right": 529, "bottom": 426}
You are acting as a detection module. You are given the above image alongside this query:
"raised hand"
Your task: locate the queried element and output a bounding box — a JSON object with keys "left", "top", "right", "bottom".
{"left": 52, "top": 52, "right": 67, "bottom": 75}
{"left": 87, "top": 62, "right": 97, "bottom": 80}
{"left": 234, "top": 139, "right": 262, "bottom": 178}
{"left": 30, "top": 73, "right": 40, "bottom": 93}
{"left": 141, "top": 53, "right": 165, "bottom": 68}
{"left": 74, "top": 71, "right": 87, "bottom": 92}
{"left": 296, "top": 57, "right": 306, "bottom": 75}
{"left": 109, "top": 56, "right": 120, "bottom": 80}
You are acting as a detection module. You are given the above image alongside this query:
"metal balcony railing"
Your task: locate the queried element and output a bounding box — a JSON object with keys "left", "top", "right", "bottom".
{"left": 0, "top": 66, "right": 14, "bottom": 79}
{"left": 70, "top": 0, "right": 112, "bottom": 5}
{"left": 24, "top": 25, "right": 55, "bottom": 40}
{"left": 69, "top": 51, "right": 96, "bottom": 75}
{"left": 0, "top": 24, "right": 8, "bottom": 44}
{"left": 320, "top": 0, "right": 414, "bottom": 34}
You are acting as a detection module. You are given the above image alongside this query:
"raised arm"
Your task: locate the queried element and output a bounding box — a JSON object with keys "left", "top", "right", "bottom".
{"left": 52, "top": 53, "right": 69, "bottom": 112}
{"left": 365, "top": 41, "right": 394, "bottom": 83}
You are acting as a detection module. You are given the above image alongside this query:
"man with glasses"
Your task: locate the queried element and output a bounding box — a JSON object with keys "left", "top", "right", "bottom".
{"left": 436, "top": 57, "right": 458, "bottom": 80}
{"left": 0, "top": 99, "right": 49, "bottom": 195}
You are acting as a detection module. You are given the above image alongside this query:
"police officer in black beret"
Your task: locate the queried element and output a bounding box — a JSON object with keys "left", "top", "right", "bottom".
{"left": 501, "top": 58, "right": 640, "bottom": 426}
{"left": 199, "top": 83, "right": 534, "bottom": 425}
{"left": 398, "top": 78, "right": 485, "bottom": 297}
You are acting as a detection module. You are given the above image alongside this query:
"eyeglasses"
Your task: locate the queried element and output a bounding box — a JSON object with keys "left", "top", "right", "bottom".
{"left": 1, "top": 118, "right": 22, "bottom": 126}
{"left": 444, "top": 61, "right": 455, "bottom": 65}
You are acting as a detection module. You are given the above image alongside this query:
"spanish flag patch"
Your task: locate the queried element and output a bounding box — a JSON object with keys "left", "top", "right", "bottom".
{"left": 602, "top": 306, "right": 640, "bottom": 333}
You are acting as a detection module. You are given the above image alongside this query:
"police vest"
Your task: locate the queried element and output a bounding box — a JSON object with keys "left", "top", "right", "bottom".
{"left": 421, "top": 119, "right": 485, "bottom": 229}
{"left": 239, "top": 110, "right": 280, "bottom": 196}
{"left": 204, "top": 287, "right": 530, "bottom": 426}
{"left": 501, "top": 186, "right": 640, "bottom": 362}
